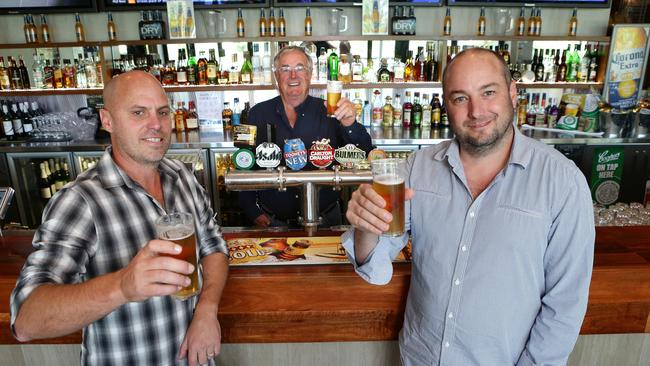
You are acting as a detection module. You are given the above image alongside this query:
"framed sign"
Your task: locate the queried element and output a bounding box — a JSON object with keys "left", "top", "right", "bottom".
{"left": 603, "top": 24, "right": 650, "bottom": 110}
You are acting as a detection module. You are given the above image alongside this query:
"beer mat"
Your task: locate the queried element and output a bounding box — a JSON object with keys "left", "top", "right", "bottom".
{"left": 227, "top": 236, "right": 410, "bottom": 266}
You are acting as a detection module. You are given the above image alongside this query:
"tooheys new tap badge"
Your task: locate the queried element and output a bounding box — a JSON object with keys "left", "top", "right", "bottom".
{"left": 284, "top": 138, "right": 307, "bottom": 170}
{"left": 255, "top": 142, "right": 282, "bottom": 169}
{"left": 308, "top": 138, "right": 334, "bottom": 169}
{"left": 334, "top": 144, "right": 366, "bottom": 168}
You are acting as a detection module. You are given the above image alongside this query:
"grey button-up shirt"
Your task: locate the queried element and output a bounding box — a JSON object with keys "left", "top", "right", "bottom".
{"left": 343, "top": 128, "right": 595, "bottom": 366}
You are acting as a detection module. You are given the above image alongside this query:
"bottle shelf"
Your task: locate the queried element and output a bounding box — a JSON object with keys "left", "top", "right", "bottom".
{"left": 0, "top": 81, "right": 603, "bottom": 96}
{"left": 0, "top": 35, "right": 611, "bottom": 49}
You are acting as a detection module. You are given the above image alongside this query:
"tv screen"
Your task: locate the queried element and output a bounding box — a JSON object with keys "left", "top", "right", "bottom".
{"left": 447, "top": 0, "right": 610, "bottom": 8}
{"left": 0, "top": 0, "right": 97, "bottom": 14}
{"left": 273, "top": 0, "right": 442, "bottom": 6}
{"left": 102, "top": 0, "right": 269, "bottom": 10}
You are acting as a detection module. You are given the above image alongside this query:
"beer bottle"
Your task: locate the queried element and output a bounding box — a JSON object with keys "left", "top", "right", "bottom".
{"left": 443, "top": 8, "right": 452, "bottom": 36}
{"left": 305, "top": 7, "right": 312, "bottom": 36}
{"left": 1, "top": 105, "right": 14, "bottom": 141}
{"left": 527, "top": 8, "right": 536, "bottom": 36}
{"left": 74, "top": 13, "right": 85, "bottom": 42}
{"left": 278, "top": 8, "right": 286, "bottom": 37}
{"left": 477, "top": 7, "right": 486, "bottom": 36}
{"left": 107, "top": 12, "right": 117, "bottom": 41}
{"left": 23, "top": 15, "right": 32, "bottom": 43}
{"left": 40, "top": 15, "right": 52, "bottom": 43}
{"left": 268, "top": 7, "right": 276, "bottom": 37}
{"left": 568, "top": 8, "right": 578, "bottom": 36}
{"left": 39, "top": 163, "right": 52, "bottom": 201}
{"left": 237, "top": 8, "right": 245, "bottom": 38}
{"left": 516, "top": 7, "right": 525, "bottom": 37}
{"left": 535, "top": 8, "right": 542, "bottom": 36}
{"left": 328, "top": 50, "right": 339, "bottom": 81}
{"left": 259, "top": 9, "right": 267, "bottom": 37}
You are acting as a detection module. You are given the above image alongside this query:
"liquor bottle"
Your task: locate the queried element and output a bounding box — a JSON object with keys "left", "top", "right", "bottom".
{"left": 53, "top": 162, "right": 65, "bottom": 191}
{"left": 232, "top": 98, "right": 241, "bottom": 126}
{"left": 74, "top": 13, "right": 85, "bottom": 42}
{"left": 162, "top": 61, "right": 174, "bottom": 85}
{"left": 40, "top": 15, "right": 51, "bottom": 43}
{"left": 392, "top": 94, "right": 402, "bottom": 127}
{"left": 355, "top": 100, "right": 368, "bottom": 127}
{"left": 588, "top": 44, "right": 599, "bottom": 82}
{"left": 565, "top": 45, "right": 577, "bottom": 82}
{"left": 278, "top": 8, "right": 286, "bottom": 37}
{"left": 393, "top": 58, "right": 404, "bottom": 82}
{"left": 431, "top": 93, "right": 441, "bottom": 128}
{"left": 207, "top": 49, "right": 218, "bottom": 85}
{"left": 240, "top": 51, "right": 253, "bottom": 84}
{"left": 18, "top": 57, "right": 30, "bottom": 89}
{"left": 176, "top": 49, "right": 188, "bottom": 85}
{"left": 259, "top": 9, "right": 267, "bottom": 37}
{"left": 241, "top": 102, "right": 250, "bottom": 124}
{"left": 477, "top": 7, "right": 486, "bottom": 36}
{"left": 339, "top": 54, "right": 352, "bottom": 84}
{"left": 8, "top": 58, "right": 23, "bottom": 90}
{"left": 568, "top": 8, "right": 578, "bottom": 36}
{"left": 305, "top": 7, "right": 312, "bottom": 36}
{"left": 229, "top": 53, "right": 240, "bottom": 84}
{"left": 217, "top": 49, "right": 229, "bottom": 84}
{"left": 45, "top": 159, "right": 56, "bottom": 194}
{"left": 305, "top": 45, "right": 317, "bottom": 82}
{"left": 20, "top": 103, "right": 33, "bottom": 137}
{"left": 371, "top": 90, "right": 383, "bottom": 127}
{"left": 351, "top": 55, "right": 363, "bottom": 82}
{"left": 516, "top": 7, "right": 526, "bottom": 37}
{"left": 0, "top": 58, "right": 10, "bottom": 90}
{"left": 174, "top": 101, "right": 186, "bottom": 132}
{"left": 516, "top": 89, "right": 527, "bottom": 126}
{"left": 75, "top": 56, "right": 87, "bottom": 88}
{"left": 197, "top": 51, "right": 208, "bottom": 85}
{"left": 579, "top": 44, "right": 591, "bottom": 82}
{"left": 525, "top": 94, "right": 536, "bottom": 125}
{"left": 502, "top": 43, "right": 511, "bottom": 66}
{"left": 535, "top": 93, "right": 546, "bottom": 126}
{"left": 425, "top": 44, "right": 438, "bottom": 81}
{"left": 443, "top": 8, "right": 452, "bottom": 36}
{"left": 527, "top": 8, "right": 536, "bottom": 36}
{"left": 534, "top": 51, "right": 544, "bottom": 82}
{"left": 268, "top": 7, "right": 276, "bottom": 37}
{"left": 23, "top": 15, "right": 32, "bottom": 43}
{"left": 415, "top": 48, "right": 426, "bottom": 82}
{"left": 222, "top": 101, "right": 233, "bottom": 130}
{"left": 53, "top": 59, "right": 63, "bottom": 88}
{"left": 2, "top": 105, "right": 14, "bottom": 141}
{"left": 412, "top": 92, "right": 422, "bottom": 127}
{"left": 377, "top": 58, "right": 390, "bottom": 82}
{"left": 421, "top": 94, "right": 432, "bottom": 128}
{"left": 353, "top": 92, "right": 363, "bottom": 122}
{"left": 83, "top": 53, "right": 97, "bottom": 87}
{"left": 11, "top": 104, "right": 24, "bottom": 138}
{"left": 107, "top": 12, "right": 117, "bottom": 41}
{"left": 402, "top": 91, "right": 412, "bottom": 128}
{"left": 237, "top": 8, "right": 245, "bottom": 38}
{"left": 187, "top": 46, "right": 197, "bottom": 85}
{"left": 41, "top": 59, "right": 53, "bottom": 89}
{"left": 31, "top": 54, "right": 44, "bottom": 89}
{"left": 382, "top": 96, "right": 394, "bottom": 127}
{"left": 94, "top": 54, "right": 104, "bottom": 87}
{"left": 328, "top": 50, "right": 339, "bottom": 81}
{"left": 547, "top": 98, "right": 560, "bottom": 126}
{"left": 262, "top": 43, "right": 272, "bottom": 84}
{"left": 39, "top": 163, "right": 52, "bottom": 200}
{"left": 318, "top": 48, "right": 328, "bottom": 82}
{"left": 556, "top": 49, "right": 567, "bottom": 82}
{"left": 535, "top": 8, "right": 542, "bottom": 36}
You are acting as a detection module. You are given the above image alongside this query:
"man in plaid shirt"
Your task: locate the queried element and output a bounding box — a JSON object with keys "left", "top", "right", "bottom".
{"left": 10, "top": 71, "right": 229, "bottom": 366}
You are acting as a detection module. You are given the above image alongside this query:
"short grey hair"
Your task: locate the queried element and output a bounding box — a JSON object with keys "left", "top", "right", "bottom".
{"left": 442, "top": 47, "right": 512, "bottom": 91}
{"left": 273, "top": 45, "right": 313, "bottom": 72}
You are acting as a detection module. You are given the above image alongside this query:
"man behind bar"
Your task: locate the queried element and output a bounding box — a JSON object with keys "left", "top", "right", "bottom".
{"left": 10, "top": 71, "right": 229, "bottom": 366}
{"left": 239, "top": 45, "right": 373, "bottom": 228}
{"left": 343, "top": 48, "right": 595, "bottom": 365}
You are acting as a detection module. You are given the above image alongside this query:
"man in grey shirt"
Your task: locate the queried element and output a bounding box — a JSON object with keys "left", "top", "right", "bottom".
{"left": 343, "top": 48, "right": 595, "bottom": 365}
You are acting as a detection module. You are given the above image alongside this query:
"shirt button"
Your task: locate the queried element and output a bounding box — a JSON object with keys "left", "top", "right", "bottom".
{"left": 444, "top": 342, "right": 450, "bottom": 348}
{"left": 448, "top": 312, "right": 453, "bottom": 319}
{"left": 454, "top": 279, "right": 460, "bottom": 286}
{"left": 469, "top": 211, "right": 475, "bottom": 218}
{"left": 461, "top": 245, "right": 467, "bottom": 252}
{"left": 295, "top": 195, "right": 299, "bottom": 198}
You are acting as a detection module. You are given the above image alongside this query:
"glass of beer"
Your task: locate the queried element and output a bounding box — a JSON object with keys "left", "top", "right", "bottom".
{"left": 371, "top": 158, "right": 406, "bottom": 237}
{"left": 155, "top": 212, "right": 201, "bottom": 300}
{"left": 326, "top": 80, "right": 343, "bottom": 117}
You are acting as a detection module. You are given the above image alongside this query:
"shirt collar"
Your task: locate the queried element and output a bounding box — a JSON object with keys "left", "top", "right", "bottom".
{"left": 434, "top": 126, "right": 532, "bottom": 170}
{"left": 96, "top": 146, "right": 180, "bottom": 189}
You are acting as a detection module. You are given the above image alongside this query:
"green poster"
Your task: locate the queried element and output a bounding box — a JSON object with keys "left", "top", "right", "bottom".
{"left": 590, "top": 147, "right": 625, "bottom": 206}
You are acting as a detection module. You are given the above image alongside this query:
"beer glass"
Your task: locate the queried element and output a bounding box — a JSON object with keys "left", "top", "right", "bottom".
{"left": 155, "top": 212, "right": 201, "bottom": 300}
{"left": 371, "top": 158, "right": 406, "bottom": 237}
{"left": 326, "top": 80, "right": 343, "bottom": 117}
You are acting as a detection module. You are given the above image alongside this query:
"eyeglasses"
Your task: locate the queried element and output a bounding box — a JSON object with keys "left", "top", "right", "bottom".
{"left": 274, "top": 65, "right": 309, "bottom": 74}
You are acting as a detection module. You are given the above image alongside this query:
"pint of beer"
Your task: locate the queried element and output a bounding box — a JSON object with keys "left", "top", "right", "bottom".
{"left": 326, "top": 80, "right": 343, "bottom": 117}
{"left": 371, "top": 159, "right": 406, "bottom": 237}
{"left": 155, "top": 212, "right": 201, "bottom": 300}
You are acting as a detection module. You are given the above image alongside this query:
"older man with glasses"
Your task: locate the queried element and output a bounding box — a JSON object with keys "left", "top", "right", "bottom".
{"left": 239, "top": 45, "right": 373, "bottom": 228}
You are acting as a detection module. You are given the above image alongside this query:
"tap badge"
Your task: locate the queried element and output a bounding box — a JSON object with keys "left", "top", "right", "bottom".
{"left": 283, "top": 138, "right": 307, "bottom": 171}
{"left": 308, "top": 138, "right": 335, "bottom": 169}
{"left": 255, "top": 142, "right": 282, "bottom": 168}
{"left": 232, "top": 148, "right": 255, "bottom": 170}
{"left": 334, "top": 144, "right": 366, "bottom": 169}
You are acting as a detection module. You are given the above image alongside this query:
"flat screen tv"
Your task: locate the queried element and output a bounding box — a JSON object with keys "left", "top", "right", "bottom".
{"left": 447, "top": 0, "right": 611, "bottom": 8}
{"left": 101, "top": 0, "right": 269, "bottom": 10}
{"left": 272, "top": 0, "right": 442, "bottom": 6}
{"left": 0, "top": 0, "right": 97, "bottom": 14}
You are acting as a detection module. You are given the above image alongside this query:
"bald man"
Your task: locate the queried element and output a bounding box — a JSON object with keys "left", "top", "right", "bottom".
{"left": 11, "top": 71, "right": 229, "bottom": 366}
{"left": 344, "top": 49, "right": 594, "bottom": 365}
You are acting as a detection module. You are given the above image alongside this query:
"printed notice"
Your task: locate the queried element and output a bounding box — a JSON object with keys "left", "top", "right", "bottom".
{"left": 590, "top": 147, "right": 625, "bottom": 205}
{"left": 606, "top": 25, "right": 650, "bottom": 109}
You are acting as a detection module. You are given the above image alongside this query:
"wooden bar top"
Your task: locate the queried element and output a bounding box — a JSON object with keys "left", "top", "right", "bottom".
{"left": 1, "top": 226, "right": 650, "bottom": 345}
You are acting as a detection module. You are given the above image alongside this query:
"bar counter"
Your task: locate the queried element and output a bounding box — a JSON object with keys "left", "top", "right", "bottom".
{"left": 1, "top": 226, "right": 650, "bottom": 345}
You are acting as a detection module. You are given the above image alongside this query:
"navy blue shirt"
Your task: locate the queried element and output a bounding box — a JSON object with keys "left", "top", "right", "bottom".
{"left": 239, "top": 95, "right": 373, "bottom": 224}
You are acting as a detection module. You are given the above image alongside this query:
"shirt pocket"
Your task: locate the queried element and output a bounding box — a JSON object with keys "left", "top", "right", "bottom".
{"left": 410, "top": 189, "right": 451, "bottom": 269}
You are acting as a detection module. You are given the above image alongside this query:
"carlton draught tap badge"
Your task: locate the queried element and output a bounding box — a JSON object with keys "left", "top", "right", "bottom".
{"left": 308, "top": 138, "right": 334, "bottom": 169}
{"left": 334, "top": 143, "right": 366, "bottom": 168}
{"left": 284, "top": 138, "right": 307, "bottom": 170}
